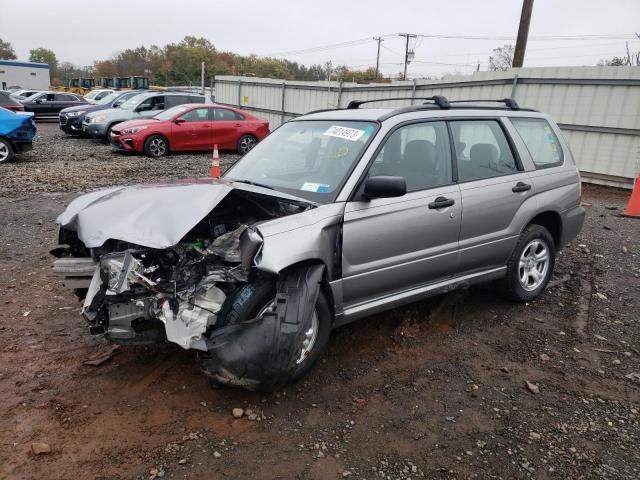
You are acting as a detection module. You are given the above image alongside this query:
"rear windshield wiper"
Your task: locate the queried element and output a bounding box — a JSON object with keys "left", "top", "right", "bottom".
{"left": 231, "top": 179, "right": 274, "bottom": 190}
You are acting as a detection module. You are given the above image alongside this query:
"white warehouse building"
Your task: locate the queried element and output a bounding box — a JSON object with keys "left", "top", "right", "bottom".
{"left": 0, "top": 60, "right": 51, "bottom": 90}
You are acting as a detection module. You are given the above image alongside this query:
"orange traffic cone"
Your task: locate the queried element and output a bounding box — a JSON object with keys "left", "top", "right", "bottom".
{"left": 623, "top": 176, "right": 640, "bottom": 218}
{"left": 210, "top": 144, "right": 220, "bottom": 178}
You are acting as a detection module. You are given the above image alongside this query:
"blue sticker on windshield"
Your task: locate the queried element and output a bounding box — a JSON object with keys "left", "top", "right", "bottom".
{"left": 363, "top": 125, "right": 374, "bottom": 135}
{"left": 301, "top": 182, "right": 330, "bottom": 193}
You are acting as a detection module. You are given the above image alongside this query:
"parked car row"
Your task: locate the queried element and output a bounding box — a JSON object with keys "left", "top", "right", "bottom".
{"left": 60, "top": 90, "right": 269, "bottom": 157}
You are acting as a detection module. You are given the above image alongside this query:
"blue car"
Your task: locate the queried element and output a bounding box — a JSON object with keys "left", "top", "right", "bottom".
{"left": 0, "top": 107, "right": 36, "bottom": 164}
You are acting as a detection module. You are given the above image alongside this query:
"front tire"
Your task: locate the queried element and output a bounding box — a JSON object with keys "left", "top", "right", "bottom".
{"left": 237, "top": 134, "right": 257, "bottom": 155}
{"left": 500, "top": 224, "right": 556, "bottom": 302}
{"left": 0, "top": 138, "right": 14, "bottom": 164}
{"left": 216, "top": 278, "right": 331, "bottom": 386}
{"left": 143, "top": 135, "right": 169, "bottom": 158}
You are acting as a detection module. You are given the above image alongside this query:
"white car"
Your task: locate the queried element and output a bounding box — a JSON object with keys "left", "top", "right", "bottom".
{"left": 83, "top": 89, "right": 115, "bottom": 104}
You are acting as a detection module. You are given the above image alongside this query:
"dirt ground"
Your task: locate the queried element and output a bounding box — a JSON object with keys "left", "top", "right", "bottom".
{"left": 0, "top": 123, "right": 639, "bottom": 480}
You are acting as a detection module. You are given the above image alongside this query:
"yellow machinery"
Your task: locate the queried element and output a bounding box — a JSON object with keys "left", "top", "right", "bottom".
{"left": 50, "top": 76, "right": 162, "bottom": 94}
{"left": 49, "top": 78, "right": 95, "bottom": 95}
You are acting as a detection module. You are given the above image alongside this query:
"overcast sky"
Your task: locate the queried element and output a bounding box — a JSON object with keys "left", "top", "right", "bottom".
{"left": 1, "top": 0, "right": 639, "bottom": 77}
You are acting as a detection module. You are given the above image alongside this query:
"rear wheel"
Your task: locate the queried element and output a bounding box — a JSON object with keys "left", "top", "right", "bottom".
{"left": 499, "top": 224, "right": 556, "bottom": 302}
{"left": 237, "top": 134, "right": 257, "bottom": 155}
{"left": 0, "top": 138, "right": 14, "bottom": 164}
{"left": 144, "top": 135, "right": 169, "bottom": 158}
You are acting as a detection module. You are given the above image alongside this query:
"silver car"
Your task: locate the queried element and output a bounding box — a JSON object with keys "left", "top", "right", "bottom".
{"left": 82, "top": 91, "right": 205, "bottom": 139}
{"left": 53, "top": 97, "right": 585, "bottom": 390}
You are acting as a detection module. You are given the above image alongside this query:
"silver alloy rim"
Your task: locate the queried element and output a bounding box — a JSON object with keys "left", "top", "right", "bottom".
{"left": 518, "top": 239, "right": 550, "bottom": 291}
{"left": 0, "top": 142, "right": 9, "bottom": 162}
{"left": 257, "top": 300, "right": 319, "bottom": 365}
{"left": 149, "top": 138, "right": 166, "bottom": 156}
{"left": 239, "top": 137, "right": 256, "bottom": 153}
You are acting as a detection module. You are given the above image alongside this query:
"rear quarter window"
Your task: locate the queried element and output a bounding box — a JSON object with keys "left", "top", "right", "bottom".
{"left": 511, "top": 118, "right": 564, "bottom": 169}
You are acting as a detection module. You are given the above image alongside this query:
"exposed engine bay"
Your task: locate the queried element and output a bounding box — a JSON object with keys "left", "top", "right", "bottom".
{"left": 53, "top": 187, "right": 312, "bottom": 351}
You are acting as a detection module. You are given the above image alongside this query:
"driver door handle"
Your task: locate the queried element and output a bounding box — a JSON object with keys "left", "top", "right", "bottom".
{"left": 512, "top": 182, "right": 532, "bottom": 193}
{"left": 428, "top": 196, "right": 455, "bottom": 209}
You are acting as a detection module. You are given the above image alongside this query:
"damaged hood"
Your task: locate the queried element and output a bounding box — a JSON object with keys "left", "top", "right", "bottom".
{"left": 57, "top": 178, "right": 315, "bottom": 249}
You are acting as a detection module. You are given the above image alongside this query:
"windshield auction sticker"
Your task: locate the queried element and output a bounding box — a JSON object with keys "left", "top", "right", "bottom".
{"left": 323, "top": 125, "right": 365, "bottom": 141}
{"left": 301, "top": 182, "right": 330, "bottom": 193}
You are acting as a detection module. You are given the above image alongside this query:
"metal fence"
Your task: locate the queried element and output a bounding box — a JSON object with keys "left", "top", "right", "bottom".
{"left": 215, "top": 67, "right": 640, "bottom": 188}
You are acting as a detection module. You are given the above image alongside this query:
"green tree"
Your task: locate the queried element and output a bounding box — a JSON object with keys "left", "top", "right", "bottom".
{"left": 29, "top": 47, "right": 58, "bottom": 80}
{"left": 0, "top": 38, "right": 17, "bottom": 60}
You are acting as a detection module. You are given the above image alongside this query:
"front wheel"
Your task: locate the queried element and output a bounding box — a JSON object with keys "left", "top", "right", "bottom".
{"left": 210, "top": 278, "right": 331, "bottom": 388}
{"left": 0, "top": 138, "right": 15, "bottom": 164}
{"left": 143, "top": 135, "right": 169, "bottom": 158}
{"left": 499, "top": 224, "right": 556, "bottom": 302}
{"left": 237, "top": 134, "right": 257, "bottom": 155}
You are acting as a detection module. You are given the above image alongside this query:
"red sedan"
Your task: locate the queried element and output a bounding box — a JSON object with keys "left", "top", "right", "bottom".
{"left": 110, "top": 104, "right": 269, "bottom": 157}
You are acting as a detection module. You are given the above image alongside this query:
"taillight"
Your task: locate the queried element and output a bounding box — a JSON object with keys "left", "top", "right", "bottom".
{"left": 576, "top": 167, "right": 583, "bottom": 204}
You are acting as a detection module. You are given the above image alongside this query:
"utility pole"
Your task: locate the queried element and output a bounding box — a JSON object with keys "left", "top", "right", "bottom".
{"left": 513, "top": 0, "right": 534, "bottom": 68}
{"left": 200, "top": 61, "right": 205, "bottom": 95}
{"left": 398, "top": 33, "right": 416, "bottom": 80}
{"left": 373, "top": 36, "right": 384, "bottom": 78}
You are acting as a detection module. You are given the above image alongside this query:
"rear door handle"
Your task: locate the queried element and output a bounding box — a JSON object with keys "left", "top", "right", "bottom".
{"left": 512, "top": 182, "right": 532, "bottom": 193}
{"left": 428, "top": 196, "right": 455, "bottom": 209}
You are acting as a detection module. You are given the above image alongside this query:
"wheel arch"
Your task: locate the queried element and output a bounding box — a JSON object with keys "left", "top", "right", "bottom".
{"left": 274, "top": 259, "right": 336, "bottom": 320}
{"left": 525, "top": 210, "right": 563, "bottom": 249}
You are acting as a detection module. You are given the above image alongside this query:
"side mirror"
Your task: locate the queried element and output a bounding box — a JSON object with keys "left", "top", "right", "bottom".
{"left": 174, "top": 118, "right": 186, "bottom": 124}
{"left": 35, "top": 99, "right": 43, "bottom": 104}
{"left": 363, "top": 176, "right": 407, "bottom": 199}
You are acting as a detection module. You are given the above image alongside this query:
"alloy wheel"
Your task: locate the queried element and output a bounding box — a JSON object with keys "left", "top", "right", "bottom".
{"left": 0, "top": 142, "right": 9, "bottom": 162}
{"left": 257, "top": 300, "right": 320, "bottom": 365}
{"left": 518, "top": 239, "right": 550, "bottom": 291}
{"left": 239, "top": 136, "right": 256, "bottom": 154}
{"left": 149, "top": 138, "right": 167, "bottom": 157}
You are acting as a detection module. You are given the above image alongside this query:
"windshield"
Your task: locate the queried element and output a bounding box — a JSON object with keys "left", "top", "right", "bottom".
{"left": 119, "top": 94, "right": 149, "bottom": 110}
{"left": 153, "top": 105, "right": 191, "bottom": 121}
{"left": 225, "top": 120, "right": 377, "bottom": 203}
{"left": 97, "top": 92, "right": 118, "bottom": 105}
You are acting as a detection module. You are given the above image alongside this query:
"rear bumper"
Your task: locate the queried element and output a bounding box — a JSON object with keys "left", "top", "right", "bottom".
{"left": 560, "top": 204, "right": 586, "bottom": 249}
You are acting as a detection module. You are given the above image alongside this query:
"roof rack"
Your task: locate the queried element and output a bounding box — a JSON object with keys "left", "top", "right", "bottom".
{"left": 447, "top": 98, "right": 520, "bottom": 110}
{"left": 346, "top": 96, "right": 450, "bottom": 110}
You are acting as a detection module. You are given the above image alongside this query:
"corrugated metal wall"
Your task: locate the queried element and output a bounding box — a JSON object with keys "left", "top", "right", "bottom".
{"left": 215, "top": 67, "right": 640, "bottom": 188}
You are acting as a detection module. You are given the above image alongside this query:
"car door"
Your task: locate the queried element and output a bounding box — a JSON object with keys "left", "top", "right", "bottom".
{"left": 31, "top": 93, "right": 56, "bottom": 116}
{"left": 212, "top": 108, "right": 240, "bottom": 149}
{"left": 450, "top": 118, "right": 533, "bottom": 274}
{"left": 341, "top": 120, "right": 461, "bottom": 310}
{"left": 171, "top": 107, "right": 214, "bottom": 150}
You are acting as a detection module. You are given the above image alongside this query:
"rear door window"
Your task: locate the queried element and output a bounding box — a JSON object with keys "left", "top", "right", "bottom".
{"left": 213, "top": 108, "right": 237, "bottom": 121}
{"left": 166, "top": 95, "right": 189, "bottom": 108}
{"left": 511, "top": 118, "right": 563, "bottom": 168}
{"left": 450, "top": 120, "right": 519, "bottom": 182}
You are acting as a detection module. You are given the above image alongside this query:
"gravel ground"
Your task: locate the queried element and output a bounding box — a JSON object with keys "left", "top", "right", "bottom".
{"left": 0, "top": 122, "right": 240, "bottom": 196}
{"left": 0, "top": 122, "right": 639, "bottom": 480}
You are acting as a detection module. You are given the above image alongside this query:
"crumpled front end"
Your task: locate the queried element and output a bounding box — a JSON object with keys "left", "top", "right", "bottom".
{"left": 52, "top": 183, "right": 310, "bottom": 350}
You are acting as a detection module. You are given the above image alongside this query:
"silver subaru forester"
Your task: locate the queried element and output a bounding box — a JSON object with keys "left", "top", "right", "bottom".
{"left": 53, "top": 97, "right": 585, "bottom": 390}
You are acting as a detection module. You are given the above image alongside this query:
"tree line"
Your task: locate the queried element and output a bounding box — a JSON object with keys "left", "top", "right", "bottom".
{"left": 0, "top": 36, "right": 387, "bottom": 86}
